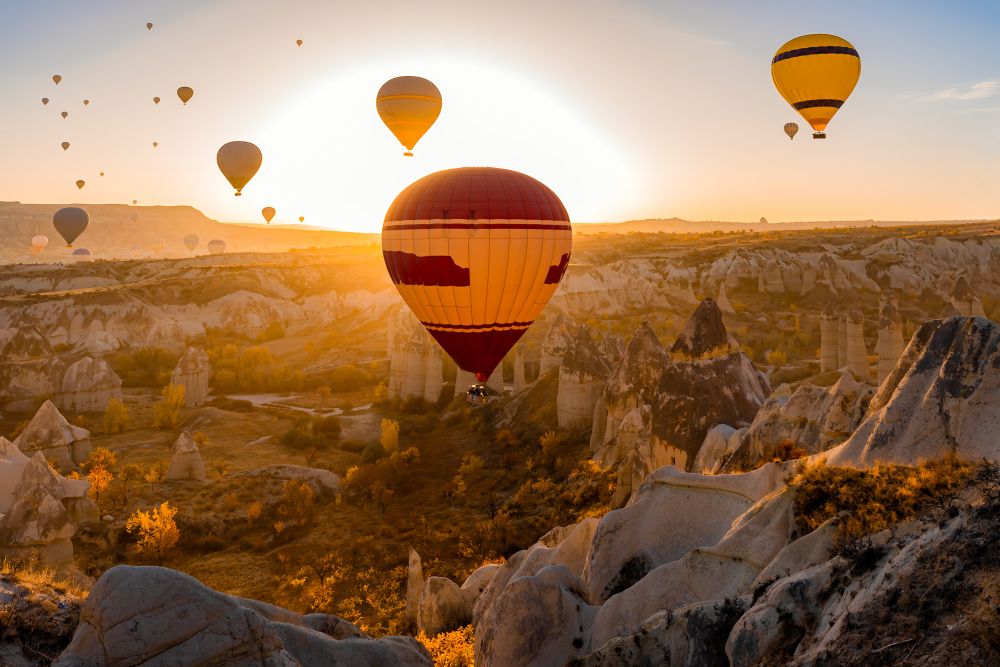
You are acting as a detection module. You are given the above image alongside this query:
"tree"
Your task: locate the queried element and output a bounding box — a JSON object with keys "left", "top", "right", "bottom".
{"left": 103, "top": 398, "right": 129, "bottom": 434}
{"left": 87, "top": 465, "right": 112, "bottom": 503}
{"left": 152, "top": 383, "right": 186, "bottom": 429}
{"left": 317, "top": 385, "right": 332, "bottom": 405}
{"left": 209, "top": 457, "right": 229, "bottom": 479}
{"left": 278, "top": 480, "right": 316, "bottom": 527}
{"left": 144, "top": 460, "right": 167, "bottom": 489}
{"left": 84, "top": 447, "right": 117, "bottom": 472}
{"left": 380, "top": 419, "right": 400, "bottom": 454}
{"left": 126, "top": 502, "right": 180, "bottom": 565}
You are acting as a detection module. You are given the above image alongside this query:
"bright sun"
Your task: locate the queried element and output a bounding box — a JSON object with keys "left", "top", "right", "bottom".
{"left": 247, "top": 58, "right": 635, "bottom": 232}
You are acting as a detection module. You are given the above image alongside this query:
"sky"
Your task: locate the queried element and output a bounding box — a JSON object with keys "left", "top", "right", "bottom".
{"left": 2, "top": 0, "right": 1000, "bottom": 231}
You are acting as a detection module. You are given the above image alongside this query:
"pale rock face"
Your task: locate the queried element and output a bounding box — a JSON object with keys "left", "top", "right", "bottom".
{"left": 417, "top": 563, "right": 500, "bottom": 637}
{"left": 557, "top": 328, "right": 610, "bottom": 430}
{"left": 57, "top": 356, "right": 123, "bottom": 413}
{"left": 844, "top": 307, "right": 869, "bottom": 380}
{"left": 388, "top": 309, "right": 445, "bottom": 403}
{"left": 406, "top": 548, "right": 423, "bottom": 626}
{"left": 692, "top": 423, "right": 745, "bottom": 473}
{"left": 948, "top": 274, "right": 986, "bottom": 317}
{"left": 0, "top": 324, "right": 64, "bottom": 410}
{"left": 716, "top": 280, "right": 736, "bottom": 314}
{"left": 54, "top": 565, "right": 432, "bottom": 666}
{"left": 13, "top": 400, "right": 92, "bottom": 471}
{"left": 837, "top": 317, "right": 847, "bottom": 369}
{"left": 724, "top": 373, "right": 873, "bottom": 470}
{"left": 828, "top": 316, "right": 1000, "bottom": 466}
{"left": 540, "top": 312, "right": 583, "bottom": 374}
{"left": 552, "top": 259, "right": 688, "bottom": 316}
{"left": 171, "top": 347, "right": 211, "bottom": 407}
{"left": 165, "top": 431, "right": 206, "bottom": 482}
{"left": 513, "top": 348, "right": 527, "bottom": 392}
{"left": 820, "top": 308, "right": 839, "bottom": 372}
{"left": 0, "top": 452, "right": 79, "bottom": 566}
{"left": 875, "top": 295, "right": 905, "bottom": 386}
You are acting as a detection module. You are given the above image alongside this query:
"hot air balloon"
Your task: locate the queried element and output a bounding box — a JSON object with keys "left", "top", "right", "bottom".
{"left": 382, "top": 167, "right": 572, "bottom": 382}
{"left": 53, "top": 207, "right": 89, "bottom": 247}
{"left": 183, "top": 234, "right": 199, "bottom": 251}
{"left": 52, "top": 75, "right": 62, "bottom": 85}
{"left": 376, "top": 76, "right": 441, "bottom": 156}
{"left": 772, "top": 34, "right": 860, "bottom": 139}
{"left": 262, "top": 207, "right": 276, "bottom": 223}
{"left": 132, "top": 200, "right": 138, "bottom": 205}
{"left": 152, "top": 142, "right": 158, "bottom": 148}
{"left": 296, "top": 39, "right": 303, "bottom": 47}
{"left": 61, "top": 142, "right": 70, "bottom": 151}
{"left": 30, "top": 235, "right": 48, "bottom": 256}
{"left": 784, "top": 122, "right": 799, "bottom": 140}
{"left": 83, "top": 99, "right": 90, "bottom": 106}
{"left": 150, "top": 239, "right": 166, "bottom": 254}
{"left": 298, "top": 216, "right": 304, "bottom": 223}
{"left": 72, "top": 248, "right": 91, "bottom": 258}
{"left": 146, "top": 22, "right": 153, "bottom": 30}
{"left": 216, "top": 141, "right": 262, "bottom": 196}
{"left": 75, "top": 180, "right": 85, "bottom": 190}
{"left": 99, "top": 172, "right": 105, "bottom": 177}
{"left": 176, "top": 86, "right": 194, "bottom": 104}
{"left": 207, "top": 239, "right": 226, "bottom": 255}
{"left": 41, "top": 98, "right": 49, "bottom": 106}
{"left": 153, "top": 96, "right": 161, "bottom": 105}
{"left": 61, "top": 111, "right": 68, "bottom": 119}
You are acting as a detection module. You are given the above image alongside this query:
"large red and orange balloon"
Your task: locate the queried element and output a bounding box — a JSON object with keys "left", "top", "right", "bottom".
{"left": 382, "top": 167, "right": 572, "bottom": 382}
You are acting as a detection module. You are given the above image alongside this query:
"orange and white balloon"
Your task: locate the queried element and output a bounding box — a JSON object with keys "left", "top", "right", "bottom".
{"left": 382, "top": 167, "right": 571, "bottom": 382}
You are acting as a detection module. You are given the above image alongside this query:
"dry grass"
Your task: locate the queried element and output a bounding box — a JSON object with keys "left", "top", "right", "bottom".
{"left": 0, "top": 559, "right": 88, "bottom": 599}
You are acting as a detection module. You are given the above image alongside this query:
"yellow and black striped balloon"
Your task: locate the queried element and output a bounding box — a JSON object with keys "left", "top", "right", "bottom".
{"left": 771, "top": 34, "right": 860, "bottom": 139}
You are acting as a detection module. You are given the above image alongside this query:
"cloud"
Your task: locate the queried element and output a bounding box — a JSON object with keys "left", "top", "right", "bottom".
{"left": 921, "top": 80, "right": 997, "bottom": 102}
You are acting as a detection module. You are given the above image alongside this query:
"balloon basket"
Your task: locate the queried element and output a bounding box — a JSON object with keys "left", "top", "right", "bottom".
{"left": 403, "top": 151, "right": 413, "bottom": 157}
{"left": 813, "top": 132, "right": 827, "bottom": 139}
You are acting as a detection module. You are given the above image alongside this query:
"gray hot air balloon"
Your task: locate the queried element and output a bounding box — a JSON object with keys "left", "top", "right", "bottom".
{"left": 207, "top": 239, "right": 226, "bottom": 254}
{"left": 216, "top": 141, "right": 262, "bottom": 196}
{"left": 72, "top": 248, "right": 91, "bottom": 258}
{"left": 183, "top": 234, "right": 200, "bottom": 251}
{"left": 53, "top": 207, "right": 89, "bottom": 247}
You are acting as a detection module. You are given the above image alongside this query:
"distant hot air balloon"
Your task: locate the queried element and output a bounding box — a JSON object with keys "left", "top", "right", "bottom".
{"left": 83, "top": 99, "right": 90, "bottom": 106}
{"left": 72, "top": 248, "right": 91, "bottom": 258}
{"left": 41, "top": 98, "right": 49, "bottom": 106}
{"left": 262, "top": 207, "right": 276, "bottom": 223}
{"left": 52, "top": 75, "right": 62, "bottom": 85}
{"left": 376, "top": 76, "right": 441, "bottom": 156}
{"left": 216, "top": 141, "right": 262, "bottom": 196}
{"left": 383, "top": 167, "right": 572, "bottom": 382}
{"left": 176, "top": 86, "right": 194, "bottom": 105}
{"left": 152, "top": 142, "right": 158, "bottom": 148}
{"left": 61, "top": 142, "right": 70, "bottom": 151}
{"left": 784, "top": 122, "right": 799, "bottom": 140}
{"left": 183, "top": 234, "right": 199, "bottom": 251}
{"left": 61, "top": 111, "right": 68, "bottom": 119}
{"left": 75, "top": 180, "right": 85, "bottom": 190}
{"left": 153, "top": 96, "right": 161, "bottom": 105}
{"left": 296, "top": 39, "right": 303, "bottom": 46}
{"left": 146, "top": 22, "right": 153, "bottom": 30}
{"left": 99, "top": 171, "right": 105, "bottom": 177}
{"left": 298, "top": 216, "right": 304, "bottom": 223}
{"left": 150, "top": 239, "right": 166, "bottom": 254}
{"left": 132, "top": 200, "right": 138, "bottom": 205}
{"left": 30, "top": 235, "right": 48, "bottom": 256}
{"left": 207, "top": 239, "right": 226, "bottom": 255}
{"left": 53, "top": 207, "right": 89, "bottom": 247}
{"left": 772, "top": 34, "right": 860, "bottom": 139}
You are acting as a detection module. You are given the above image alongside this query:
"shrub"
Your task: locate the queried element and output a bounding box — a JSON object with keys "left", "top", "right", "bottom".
{"left": 380, "top": 419, "right": 400, "bottom": 453}
{"left": 87, "top": 465, "right": 112, "bottom": 503}
{"left": 109, "top": 348, "right": 179, "bottom": 387}
{"left": 279, "top": 416, "right": 341, "bottom": 452}
{"left": 125, "top": 502, "right": 180, "bottom": 564}
{"left": 103, "top": 398, "right": 129, "bottom": 434}
{"left": 418, "top": 625, "right": 475, "bottom": 666}
{"left": 152, "top": 384, "right": 186, "bottom": 429}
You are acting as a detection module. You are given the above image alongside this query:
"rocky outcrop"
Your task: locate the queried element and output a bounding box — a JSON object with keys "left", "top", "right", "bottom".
{"left": 557, "top": 326, "right": 610, "bottom": 430}
{"left": 13, "top": 400, "right": 92, "bottom": 471}
{"left": 388, "top": 310, "right": 445, "bottom": 404}
{"left": 721, "top": 373, "right": 873, "bottom": 471}
{"left": 171, "top": 347, "right": 211, "bottom": 407}
{"left": 54, "top": 565, "right": 431, "bottom": 666}
{"left": 828, "top": 316, "right": 1000, "bottom": 466}
{"left": 540, "top": 312, "right": 582, "bottom": 374}
{"left": 0, "top": 324, "right": 64, "bottom": 411}
{"left": 0, "top": 563, "right": 83, "bottom": 666}
{"left": 591, "top": 301, "right": 769, "bottom": 501}
{"left": 820, "top": 307, "right": 870, "bottom": 379}
{"left": 844, "top": 307, "right": 868, "bottom": 379}
{"left": 56, "top": 356, "right": 122, "bottom": 413}
{"left": 875, "top": 294, "right": 905, "bottom": 386}
{"left": 419, "top": 564, "right": 500, "bottom": 637}
{"left": 513, "top": 348, "right": 527, "bottom": 393}
{"left": 819, "top": 308, "right": 838, "bottom": 372}
{"left": 165, "top": 432, "right": 206, "bottom": 482}
{"left": 948, "top": 274, "right": 985, "bottom": 317}
{"left": 406, "top": 548, "right": 423, "bottom": 626}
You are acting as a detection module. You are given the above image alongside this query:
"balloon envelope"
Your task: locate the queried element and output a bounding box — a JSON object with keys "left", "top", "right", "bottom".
{"left": 53, "top": 207, "right": 89, "bottom": 247}
{"left": 75, "top": 180, "right": 85, "bottom": 190}
{"left": 83, "top": 99, "right": 89, "bottom": 106}
{"left": 41, "top": 98, "right": 49, "bottom": 105}
{"left": 382, "top": 167, "right": 572, "bottom": 381}
{"left": 207, "top": 239, "right": 226, "bottom": 255}
{"left": 61, "top": 112, "right": 68, "bottom": 119}
{"left": 772, "top": 34, "right": 860, "bottom": 138}
{"left": 153, "top": 96, "right": 160, "bottom": 104}
{"left": 30, "top": 235, "right": 48, "bottom": 256}
{"left": 262, "top": 207, "right": 276, "bottom": 223}
{"left": 72, "top": 248, "right": 91, "bottom": 257}
{"left": 216, "top": 141, "right": 262, "bottom": 196}
{"left": 183, "top": 234, "right": 199, "bottom": 251}
{"left": 146, "top": 22, "right": 153, "bottom": 30}
{"left": 298, "top": 216, "right": 304, "bottom": 223}
{"left": 177, "top": 86, "right": 194, "bottom": 104}
{"left": 376, "top": 76, "right": 442, "bottom": 156}
{"left": 52, "top": 75, "right": 61, "bottom": 85}
{"left": 296, "top": 39, "right": 303, "bottom": 46}
{"left": 784, "top": 122, "right": 799, "bottom": 139}
{"left": 61, "top": 142, "right": 70, "bottom": 151}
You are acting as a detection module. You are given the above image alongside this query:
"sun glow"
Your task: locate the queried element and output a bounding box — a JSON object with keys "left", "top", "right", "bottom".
{"left": 247, "top": 58, "right": 635, "bottom": 232}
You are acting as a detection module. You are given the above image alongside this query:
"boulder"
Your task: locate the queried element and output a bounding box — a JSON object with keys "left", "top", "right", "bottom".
{"left": 165, "top": 431, "right": 206, "bottom": 482}
{"left": 13, "top": 400, "right": 92, "bottom": 471}
{"left": 406, "top": 548, "right": 423, "bottom": 626}
{"left": 57, "top": 356, "right": 122, "bottom": 413}
{"left": 171, "top": 347, "right": 211, "bottom": 407}
{"left": 0, "top": 453, "right": 77, "bottom": 566}
{"left": 54, "top": 565, "right": 431, "bottom": 666}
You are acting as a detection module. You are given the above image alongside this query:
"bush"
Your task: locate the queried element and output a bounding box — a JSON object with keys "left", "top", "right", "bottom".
{"left": 109, "top": 348, "right": 179, "bottom": 387}
{"left": 418, "top": 625, "right": 475, "bottom": 666}
{"left": 279, "top": 416, "right": 342, "bottom": 452}
{"left": 125, "top": 502, "right": 180, "bottom": 565}
{"left": 380, "top": 419, "right": 400, "bottom": 454}
{"left": 103, "top": 398, "right": 129, "bottom": 434}
{"left": 205, "top": 396, "right": 254, "bottom": 412}
{"left": 152, "top": 384, "right": 186, "bottom": 429}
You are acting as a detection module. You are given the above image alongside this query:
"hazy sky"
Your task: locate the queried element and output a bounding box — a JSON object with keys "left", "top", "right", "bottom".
{"left": 2, "top": 1, "right": 1000, "bottom": 231}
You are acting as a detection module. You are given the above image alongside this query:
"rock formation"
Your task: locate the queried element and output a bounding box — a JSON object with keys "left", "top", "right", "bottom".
{"left": 0, "top": 324, "right": 64, "bottom": 411}
{"left": 844, "top": 306, "right": 868, "bottom": 379}
{"left": 557, "top": 327, "right": 610, "bottom": 430}
{"left": 0, "top": 438, "right": 96, "bottom": 567}
{"left": 539, "top": 312, "right": 581, "bottom": 374}
{"left": 819, "top": 307, "right": 839, "bottom": 372}
{"left": 875, "top": 294, "right": 905, "bottom": 385}
{"left": 171, "top": 347, "right": 210, "bottom": 407}
{"left": 57, "top": 356, "right": 122, "bottom": 413}
{"left": 165, "top": 431, "right": 206, "bottom": 482}
{"left": 591, "top": 300, "right": 770, "bottom": 503}
{"left": 13, "top": 400, "right": 92, "bottom": 471}
{"left": 716, "top": 281, "right": 735, "bottom": 314}
{"left": 948, "top": 274, "right": 986, "bottom": 317}
{"left": 388, "top": 310, "right": 445, "bottom": 404}
{"left": 53, "top": 565, "right": 431, "bottom": 666}
{"left": 406, "top": 548, "right": 423, "bottom": 627}
{"left": 513, "top": 348, "right": 527, "bottom": 393}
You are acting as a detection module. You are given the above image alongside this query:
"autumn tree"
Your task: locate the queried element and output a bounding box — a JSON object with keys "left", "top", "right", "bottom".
{"left": 126, "top": 502, "right": 180, "bottom": 564}
{"left": 152, "top": 383, "right": 186, "bottom": 429}
{"left": 380, "top": 418, "right": 400, "bottom": 454}
{"left": 87, "top": 466, "right": 112, "bottom": 503}
{"left": 103, "top": 398, "right": 129, "bottom": 434}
